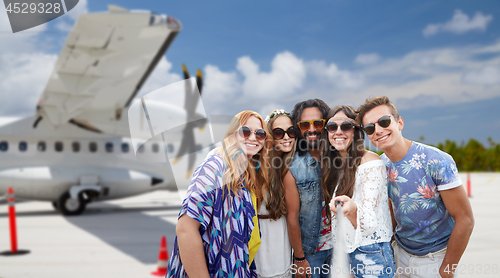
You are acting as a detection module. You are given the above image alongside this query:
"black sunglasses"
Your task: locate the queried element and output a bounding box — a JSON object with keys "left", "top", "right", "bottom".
{"left": 297, "top": 119, "right": 326, "bottom": 131}
{"left": 272, "top": 127, "right": 297, "bottom": 140}
{"left": 325, "top": 121, "right": 355, "bottom": 133}
{"left": 238, "top": 126, "right": 267, "bottom": 141}
{"left": 363, "top": 115, "right": 392, "bottom": 135}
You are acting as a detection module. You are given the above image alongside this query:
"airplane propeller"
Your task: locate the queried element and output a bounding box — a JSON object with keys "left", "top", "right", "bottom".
{"left": 172, "top": 64, "right": 206, "bottom": 179}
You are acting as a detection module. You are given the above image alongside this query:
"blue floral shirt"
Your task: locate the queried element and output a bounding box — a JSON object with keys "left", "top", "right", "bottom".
{"left": 382, "top": 142, "right": 462, "bottom": 256}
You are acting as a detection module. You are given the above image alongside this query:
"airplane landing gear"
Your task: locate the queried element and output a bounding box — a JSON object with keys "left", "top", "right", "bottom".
{"left": 58, "top": 191, "right": 86, "bottom": 216}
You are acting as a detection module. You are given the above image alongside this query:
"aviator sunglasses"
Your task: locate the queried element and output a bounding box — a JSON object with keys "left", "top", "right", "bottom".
{"left": 238, "top": 126, "right": 267, "bottom": 141}
{"left": 363, "top": 115, "right": 392, "bottom": 135}
{"left": 272, "top": 127, "right": 297, "bottom": 140}
{"left": 325, "top": 121, "right": 355, "bottom": 133}
{"left": 297, "top": 119, "right": 326, "bottom": 131}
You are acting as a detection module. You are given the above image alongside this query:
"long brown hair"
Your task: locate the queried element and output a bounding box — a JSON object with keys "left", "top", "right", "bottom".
{"left": 320, "top": 105, "right": 366, "bottom": 224}
{"left": 214, "top": 111, "right": 272, "bottom": 209}
{"left": 265, "top": 114, "right": 296, "bottom": 220}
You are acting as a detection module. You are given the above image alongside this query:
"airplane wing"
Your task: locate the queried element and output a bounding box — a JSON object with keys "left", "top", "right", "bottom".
{"left": 36, "top": 5, "right": 181, "bottom": 135}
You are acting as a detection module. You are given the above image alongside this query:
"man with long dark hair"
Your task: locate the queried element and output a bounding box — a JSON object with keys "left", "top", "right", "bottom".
{"left": 284, "top": 99, "right": 331, "bottom": 278}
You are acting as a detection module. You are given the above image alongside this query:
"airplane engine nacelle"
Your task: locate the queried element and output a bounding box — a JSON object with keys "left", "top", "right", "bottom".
{"left": 0, "top": 166, "right": 164, "bottom": 201}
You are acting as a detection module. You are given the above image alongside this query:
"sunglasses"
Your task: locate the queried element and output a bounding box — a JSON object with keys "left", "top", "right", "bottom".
{"left": 272, "top": 127, "right": 297, "bottom": 140}
{"left": 363, "top": 115, "right": 392, "bottom": 135}
{"left": 297, "top": 119, "right": 326, "bottom": 131}
{"left": 325, "top": 121, "right": 355, "bottom": 133}
{"left": 238, "top": 126, "right": 267, "bottom": 141}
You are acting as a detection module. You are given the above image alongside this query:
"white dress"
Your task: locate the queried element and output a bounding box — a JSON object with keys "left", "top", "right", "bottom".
{"left": 331, "top": 159, "right": 393, "bottom": 253}
{"left": 254, "top": 201, "right": 292, "bottom": 278}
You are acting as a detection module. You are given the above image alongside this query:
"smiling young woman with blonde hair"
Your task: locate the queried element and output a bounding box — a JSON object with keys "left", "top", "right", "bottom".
{"left": 167, "top": 110, "right": 272, "bottom": 278}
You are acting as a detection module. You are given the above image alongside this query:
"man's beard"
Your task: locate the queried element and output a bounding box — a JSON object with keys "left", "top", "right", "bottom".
{"left": 304, "top": 131, "right": 322, "bottom": 149}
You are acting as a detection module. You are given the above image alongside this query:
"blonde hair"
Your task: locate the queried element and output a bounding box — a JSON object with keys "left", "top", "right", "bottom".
{"left": 214, "top": 111, "right": 272, "bottom": 209}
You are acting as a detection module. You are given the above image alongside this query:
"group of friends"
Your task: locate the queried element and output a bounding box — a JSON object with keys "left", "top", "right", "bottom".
{"left": 165, "top": 96, "right": 475, "bottom": 278}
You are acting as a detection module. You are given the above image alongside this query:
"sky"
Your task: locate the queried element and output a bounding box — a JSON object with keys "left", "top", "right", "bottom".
{"left": 1, "top": 0, "right": 499, "bottom": 146}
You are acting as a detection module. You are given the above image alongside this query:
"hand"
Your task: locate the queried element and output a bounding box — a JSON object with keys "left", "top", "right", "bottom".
{"left": 330, "top": 195, "right": 357, "bottom": 217}
{"left": 330, "top": 195, "right": 358, "bottom": 228}
{"left": 294, "top": 259, "right": 311, "bottom": 278}
{"left": 439, "top": 263, "right": 455, "bottom": 278}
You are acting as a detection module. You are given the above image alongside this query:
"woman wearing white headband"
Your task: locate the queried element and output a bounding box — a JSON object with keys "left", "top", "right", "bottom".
{"left": 254, "top": 109, "right": 297, "bottom": 278}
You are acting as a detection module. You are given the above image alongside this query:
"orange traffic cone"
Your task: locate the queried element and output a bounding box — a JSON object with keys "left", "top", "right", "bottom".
{"left": 151, "top": 236, "right": 169, "bottom": 276}
{"left": 0, "top": 187, "right": 30, "bottom": 256}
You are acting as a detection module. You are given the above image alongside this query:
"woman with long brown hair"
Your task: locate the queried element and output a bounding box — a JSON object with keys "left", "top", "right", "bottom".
{"left": 255, "top": 109, "right": 297, "bottom": 278}
{"left": 167, "top": 110, "right": 272, "bottom": 278}
{"left": 321, "top": 105, "right": 395, "bottom": 278}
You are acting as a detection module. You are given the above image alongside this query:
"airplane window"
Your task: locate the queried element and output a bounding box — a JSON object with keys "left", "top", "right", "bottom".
{"left": 152, "top": 143, "right": 159, "bottom": 153}
{"left": 89, "top": 142, "right": 97, "bottom": 153}
{"left": 167, "top": 144, "right": 174, "bottom": 153}
{"left": 72, "top": 142, "right": 80, "bottom": 152}
{"left": 138, "top": 144, "right": 145, "bottom": 153}
{"left": 121, "top": 143, "right": 129, "bottom": 153}
{"left": 106, "top": 142, "right": 113, "bottom": 153}
{"left": 196, "top": 144, "right": 202, "bottom": 152}
{"left": 55, "top": 141, "right": 63, "bottom": 152}
{"left": 19, "top": 141, "right": 28, "bottom": 152}
{"left": 0, "top": 141, "right": 8, "bottom": 152}
{"left": 37, "top": 141, "right": 46, "bottom": 152}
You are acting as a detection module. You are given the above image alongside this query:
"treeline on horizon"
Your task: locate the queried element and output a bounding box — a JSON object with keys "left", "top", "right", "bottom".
{"left": 374, "top": 137, "right": 499, "bottom": 172}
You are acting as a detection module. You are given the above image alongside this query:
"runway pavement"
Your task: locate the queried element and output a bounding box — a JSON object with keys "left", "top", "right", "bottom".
{"left": 0, "top": 173, "right": 498, "bottom": 278}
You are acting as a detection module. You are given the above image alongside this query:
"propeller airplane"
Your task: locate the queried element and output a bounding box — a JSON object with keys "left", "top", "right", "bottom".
{"left": 0, "top": 5, "right": 217, "bottom": 215}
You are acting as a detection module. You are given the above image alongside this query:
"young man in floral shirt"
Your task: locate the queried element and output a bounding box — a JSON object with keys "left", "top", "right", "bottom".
{"left": 357, "top": 96, "right": 474, "bottom": 278}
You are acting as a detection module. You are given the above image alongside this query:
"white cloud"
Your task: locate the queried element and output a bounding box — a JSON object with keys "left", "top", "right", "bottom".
{"left": 422, "top": 24, "right": 440, "bottom": 37}
{"left": 202, "top": 65, "right": 241, "bottom": 103}
{"left": 0, "top": 5, "right": 47, "bottom": 54}
{"left": 258, "top": 103, "right": 288, "bottom": 121}
{"left": 65, "top": 0, "right": 89, "bottom": 21}
{"left": 55, "top": 0, "right": 88, "bottom": 31}
{"left": 0, "top": 4, "right": 55, "bottom": 116}
{"left": 237, "top": 51, "right": 306, "bottom": 99}
{"left": 200, "top": 41, "right": 500, "bottom": 116}
{"left": 350, "top": 43, "right": 500, "bottom": 108}
{"left": 462, "top": 66, "right": 500, "bottom": 85}
{"left": 137, "top": 57, "right": 182, "bottom": 99}
{"left": 355, "top": 53, "right": 381, "bottom": 65}
{"left": 340, "top": 73, "right": 498, "bottom": 110}
{"left": 55, "top": 20, "right": 74, "bottom": 32}
{"left": 423, "top": 10, "right": 493, "bottom": 37}
{"left": 359, "top": 44, "right": 499, "bottom": 82}
{"left": 0, "top": 53, "right": 57, "bottom": 116}
{"left": 307, "top": 60, "right": 364, "bottom": 89}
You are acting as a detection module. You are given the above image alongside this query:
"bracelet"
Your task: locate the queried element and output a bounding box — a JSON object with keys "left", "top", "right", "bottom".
{"left": 293, "top": 255, "right": 306, "bottom": 261}
{"left": 295, "top": 259, "right": 305, "bottom": 263}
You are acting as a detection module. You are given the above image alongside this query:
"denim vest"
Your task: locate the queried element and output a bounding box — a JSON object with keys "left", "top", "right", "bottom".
{"left": 289, "top": 151, "right": 323, "bottom": 255}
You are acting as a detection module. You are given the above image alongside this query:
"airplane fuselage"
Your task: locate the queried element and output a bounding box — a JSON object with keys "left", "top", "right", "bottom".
{"left": 0, "top": 116, "right": 177, "bottom": 202}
